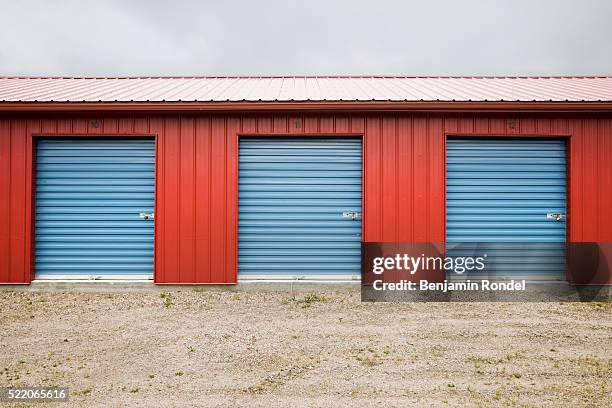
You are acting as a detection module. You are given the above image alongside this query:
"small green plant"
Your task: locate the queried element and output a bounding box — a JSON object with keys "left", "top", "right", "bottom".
{"left": 231, "top": 293, "right": 241, "bottom": 301}
{"left": 148, "top": 374, "right": 155, "bottom": 379}
{"left": 356, "top": 355, "right": 380, "bottom": 367}
{"left": 579, "top": 354, "right": 601, "bottom": 367}
{"left": 129, "top": 387, "right": 139, "bottom": 393}
{"left": 280, "top": 297, "right": 292, "bottom": 305}
{"left": 160, "top": 292, "right": 174, "bottom": 308}
{"left": 353, "top": 347, "right": 382, "bottom": 367}
{"left": 74, "top": 387, "right": 92, "bottom": 396}
{"left": 493, "top": 388, "right": 502, "bottom": 401}
{"left": 175, "top": 371, "right": 184, "bottom": 377}
{"left": 504, "top": 351, "right": 523, "bottom": 362}
{"left": 295, "top": 292, "right": 326, "bottom": 308}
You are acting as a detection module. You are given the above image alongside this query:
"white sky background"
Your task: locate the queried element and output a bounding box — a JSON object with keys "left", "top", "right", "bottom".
{"left": 0, "top": 0, "right": 610, "bottom": 76}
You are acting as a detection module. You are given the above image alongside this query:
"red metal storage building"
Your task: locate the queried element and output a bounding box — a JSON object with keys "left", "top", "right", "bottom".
{"left": 0, "top": 76, "right": 611, "bottom": 284}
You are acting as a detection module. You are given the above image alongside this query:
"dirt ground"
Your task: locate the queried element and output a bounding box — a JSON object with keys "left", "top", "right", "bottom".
{"left": 0, "top": 288, "right": 610, "bottom": 408}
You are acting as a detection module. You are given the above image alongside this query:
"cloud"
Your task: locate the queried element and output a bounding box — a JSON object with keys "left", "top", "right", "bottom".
{"left": 0, "top": 0, "right": 610, "bottom": 76}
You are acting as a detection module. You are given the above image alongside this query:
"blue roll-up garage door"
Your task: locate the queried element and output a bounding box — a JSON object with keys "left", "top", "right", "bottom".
{"left": 238, "top": 138, "right": 362, "bottom": 278}
{"left": 446, "top": 138, "right": 567, "bottom": 279}
{"left": 35, "top": 138, "right": 155, "bottom": 279}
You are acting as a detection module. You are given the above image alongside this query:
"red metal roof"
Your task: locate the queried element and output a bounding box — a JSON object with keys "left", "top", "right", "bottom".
{"left": 1, "top": 76, "right": 611, "bottom": 103}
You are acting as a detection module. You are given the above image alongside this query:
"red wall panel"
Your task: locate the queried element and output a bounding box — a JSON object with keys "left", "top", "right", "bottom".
{"left": 194, "top": 117, "right": 212, "bottom": 282}
{"left": 11, "top": 120, "right": 27, "bottom": 283}
{"left": 0, "top": 113, "right": 611, "bottom": 284}
{"left": 0, "top": 120, "right": 11, "bottom": 280}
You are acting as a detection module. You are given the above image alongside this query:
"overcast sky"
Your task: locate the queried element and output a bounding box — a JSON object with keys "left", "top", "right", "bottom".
{"left": 0, "top": 0, "right": 611, "bottom": 76}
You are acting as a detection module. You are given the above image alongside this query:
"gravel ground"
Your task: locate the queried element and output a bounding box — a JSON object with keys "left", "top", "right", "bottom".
{"left": 0, "top": 288, "right": 610, "bottom": 407}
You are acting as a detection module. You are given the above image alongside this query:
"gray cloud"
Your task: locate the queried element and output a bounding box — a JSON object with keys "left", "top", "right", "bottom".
{"left": 0, "top": 0, "right": 611, "bottom": 76}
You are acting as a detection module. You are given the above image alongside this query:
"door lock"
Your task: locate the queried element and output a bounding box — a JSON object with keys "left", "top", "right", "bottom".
{"left": 342, "top": 211, "right": 362, "bottom": 220}
{"left": 546, "top": 213, "right": 565, "bottom": 221}
{"left": 139, "top": 212, "right": 154, "bottom": 220}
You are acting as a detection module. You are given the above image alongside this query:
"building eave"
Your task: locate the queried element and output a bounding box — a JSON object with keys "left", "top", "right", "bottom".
{"left": 1, "top": 100, "right": 612, "bottom": 113}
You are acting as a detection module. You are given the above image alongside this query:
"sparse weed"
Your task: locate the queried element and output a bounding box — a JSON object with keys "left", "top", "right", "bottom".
{"left": 295, "top": 292, "right": 327, "bottom": 308}
{"left": 74, "top": 387, "right": 92, "bottom": 397}
{"left": 493, "top": 388, "right": 503, "bottom": 401}
{"left": 160, "top": 292, "right": 174, "bottom": 308}
{"left": 353, "top": 347, "right": 384, "bottom": 367}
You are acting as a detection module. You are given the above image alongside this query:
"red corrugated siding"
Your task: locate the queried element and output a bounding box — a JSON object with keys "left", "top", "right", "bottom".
{"left": 0, "top": 113, "right": 611, "bottom": 284}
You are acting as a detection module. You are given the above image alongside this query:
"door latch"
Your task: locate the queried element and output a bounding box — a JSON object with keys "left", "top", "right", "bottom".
{"left": 139, "top": 212, "right": 154, "bottom": 220}
{"left": 342, "top": 211, "right": 362, "bottom": 220}
{"left": 546, "top": 213, "right": 565, "bottom": 221}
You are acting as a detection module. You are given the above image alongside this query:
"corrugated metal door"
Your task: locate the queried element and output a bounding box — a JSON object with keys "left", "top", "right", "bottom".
{"left": 238, "top": 138, "right": 362, "bottom": 278}
{"left": 446, "top": 138, "right": 567, "bottom": 279}
{"left": 35, "top": 138, "right": 155, "bottom": 279}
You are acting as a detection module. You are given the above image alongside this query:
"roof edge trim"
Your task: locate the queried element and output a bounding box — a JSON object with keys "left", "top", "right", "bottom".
{"left": 1, "top": 101, "right": 612, "bottom": 113}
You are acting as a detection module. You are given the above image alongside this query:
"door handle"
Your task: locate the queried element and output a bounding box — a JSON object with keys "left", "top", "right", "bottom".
{"left": 139, "top": 212, "right": 154, "bottom": 220}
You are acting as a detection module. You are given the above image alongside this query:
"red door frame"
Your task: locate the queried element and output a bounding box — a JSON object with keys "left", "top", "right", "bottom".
{"left": 26, "top": 133, "right": 158, "bottom": 282}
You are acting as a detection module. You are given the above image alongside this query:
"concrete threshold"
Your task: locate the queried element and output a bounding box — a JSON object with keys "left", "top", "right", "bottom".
{"left": 0, "top": 279, "right": 360, "bottom": 293}
{"left": 1, "top": 279, "right": 608, "bottom": 298}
